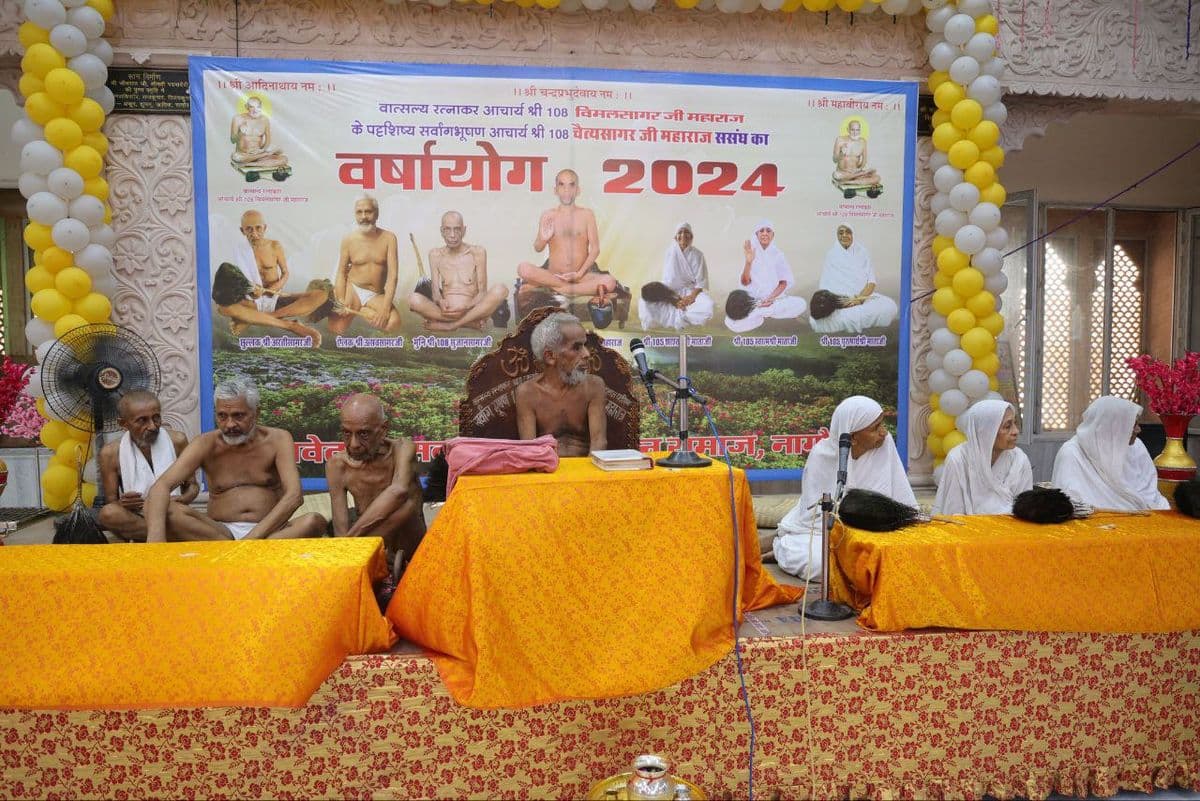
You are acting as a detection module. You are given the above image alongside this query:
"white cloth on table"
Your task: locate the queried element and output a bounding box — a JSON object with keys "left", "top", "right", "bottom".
{"left": 1050, "top": 396, "right": 1169, "bottom": 511}
{"left": 933, "top": 399, "right": 1032, "bottom": 515}
{"left": 117, "top": 430, "right": 180, "bottom": 497}
{"left": 638, "top": 222, "right": 715, "bottom": 330}
{"left": 724, "top": 220, "right": 808, "bottom": 333}
{"left": 774, "top": 395, "right": 915, "bottom": 581}
{"left": 809, "top": 232, "right": 898, "bottom": 333}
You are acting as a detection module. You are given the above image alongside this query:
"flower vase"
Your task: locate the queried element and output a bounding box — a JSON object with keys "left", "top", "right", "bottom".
{"left": 1154, "top": 414, "right": 1197, "bottom": 505}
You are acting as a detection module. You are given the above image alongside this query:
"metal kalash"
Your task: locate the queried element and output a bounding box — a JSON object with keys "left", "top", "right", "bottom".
{"left": 629, "top": 336, "right": 710, "bottom": 468}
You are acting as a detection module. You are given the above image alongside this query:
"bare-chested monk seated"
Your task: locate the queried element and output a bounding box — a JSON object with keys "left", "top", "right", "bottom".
{"left": 230, "top": 96, "right": 288, "bottom": 169}
{"left": 514, "top": 312, "right": 607, "bottom": 457}
{"left": 408, "top": 211, "right": 508, "bottom": 331}
{"left": 144, "top": 378, "right": 327, "bottom": 542}
{"left": 832, "top": 120, "right": 881, "bottom": 185}
{"left": 516, "top": 169, "right": 618, "bottom": 307}
{"left": 328, "top": 195, "right": 403, "bottom": 334}
{"left": 325, "top": 394, "right": 426, "bottom": 574}
{"left": 97, "top": 390, "right": 198, "bottom": 542}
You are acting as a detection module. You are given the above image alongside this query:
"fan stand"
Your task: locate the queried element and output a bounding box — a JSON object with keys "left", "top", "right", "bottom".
{"left": 89, "top": 366, "right": 121, "bottom": 510}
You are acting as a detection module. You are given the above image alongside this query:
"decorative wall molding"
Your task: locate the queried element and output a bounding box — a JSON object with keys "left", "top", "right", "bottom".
{"left": 907, "top": 137, "right": 935, "bottom": 485}
{"left": 1000, "top": 94, "right": 1099, "bottom": 153}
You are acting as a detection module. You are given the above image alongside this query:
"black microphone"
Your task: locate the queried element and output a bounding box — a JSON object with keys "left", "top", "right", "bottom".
{"left": 835, "top": 432, "right": 852, "bottom": 501}
{"left": 628, "top": 338, "right": 656, "bottom": 404}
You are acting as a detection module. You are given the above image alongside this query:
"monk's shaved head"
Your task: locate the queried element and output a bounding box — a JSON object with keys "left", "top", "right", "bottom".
{"left": 340, "top": 393, "right": 386, "bottom": 426}
{"left": 118, "top": 389, "right": 160, "bottom": 420}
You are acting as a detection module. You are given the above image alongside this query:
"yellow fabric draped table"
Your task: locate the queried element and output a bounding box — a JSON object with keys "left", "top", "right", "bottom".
{"left": 389, "top": 456, "right": 802, "bottom": 708}
{"left": 829, "top": 511, "right": 1200, "bottom": 633}
{"left": 0, "top": 538, "right": 396, "bottom": 709}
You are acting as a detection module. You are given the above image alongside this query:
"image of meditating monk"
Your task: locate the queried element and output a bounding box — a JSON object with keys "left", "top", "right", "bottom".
{"left": 832, "top": 118, "right": 882, "bottom": 199}
{"left": 723, "top": 220, "right": 808, "bottom": 334}
{"left": 808, "top": 224, "right": 898, "bottom": 334}
{"left": 328, "top": 195, "right": 404, "bottom": 335}
{"left": 408, "top": 211, "right": 508, "bottom": 331}
{"left": 229, "top": 95, "right": 290, "bottom": 178}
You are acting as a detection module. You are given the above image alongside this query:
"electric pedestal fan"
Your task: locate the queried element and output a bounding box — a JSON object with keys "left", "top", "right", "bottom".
{"left": 40, "top": 324, "right": 162, "bottom": 509}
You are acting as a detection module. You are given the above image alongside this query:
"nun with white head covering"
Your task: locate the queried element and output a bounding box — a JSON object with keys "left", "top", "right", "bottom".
{"left": 724, "top": 219, "right": 808, "bottom": 334}
{"left": 774, "top": 396, "right": 916, "bottom": 580}
{"left": 1051, "top": 396, "right": 1169, "bottom": 511}
{"left": 933, "top": 398, "right": 1032, "bottom": 515}
{"left": 808, "top": 224, "right": 899, "bottom": 334}
{"left": 638, "top": 222, "right": 715, "bottom": 331}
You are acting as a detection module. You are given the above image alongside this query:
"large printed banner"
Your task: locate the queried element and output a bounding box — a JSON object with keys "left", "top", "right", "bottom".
{"left": 191, "top": 58, "right": 916, "bottom": 485}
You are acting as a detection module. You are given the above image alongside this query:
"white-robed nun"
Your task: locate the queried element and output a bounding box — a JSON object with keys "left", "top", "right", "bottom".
{"left": 808, "top": 225, "right": 899, "bottom": 334}
{"left": 933, "top": 399, "right": 1032, "bottom": 515}
{"left": 1050, "top": 396, "right": 1169, "bottom": 511}
{"left": 774, "top": 396, "right": 916, "bottom": 580}
{"left": 724, "top": 220, "right": 808, "bottom": 334}
{"left": 638, "top": 222, "right": 715, "bottom": 330}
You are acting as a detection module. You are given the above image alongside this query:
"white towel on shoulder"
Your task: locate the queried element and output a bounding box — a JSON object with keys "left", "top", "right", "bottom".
{"left": 117, "top": 430, "right": 179, "bottom": 496}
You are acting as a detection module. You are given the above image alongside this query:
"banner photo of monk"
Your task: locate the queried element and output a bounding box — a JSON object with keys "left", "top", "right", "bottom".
{"left": 191, "top": 58, "right": 917, "bottom": 485}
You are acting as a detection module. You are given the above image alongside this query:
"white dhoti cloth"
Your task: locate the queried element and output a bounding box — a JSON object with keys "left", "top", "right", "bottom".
{"left": 221, "top": 521, "right": 256, "bottom": 540}
{"left": 725, "top": 296, "right": 809, "bottom": 333}
{"left": 808, "top": 295, "right": 898, "bottom": 334}
{"left": 117, "top": 430, "right": 180, "bottom": 497}
{"left": 255, "top": 293, "right": 278, "bottom": 313}
{"left": 353, "top": 284, "right": 379, "bottom": 306}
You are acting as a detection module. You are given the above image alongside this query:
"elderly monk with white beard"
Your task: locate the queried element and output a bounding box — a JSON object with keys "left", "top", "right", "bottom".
{"left": 144, "top": 378, "right": 327, "bottom": 542}
{"left": 514, "top": 312, "right": 607, "bottom": 457}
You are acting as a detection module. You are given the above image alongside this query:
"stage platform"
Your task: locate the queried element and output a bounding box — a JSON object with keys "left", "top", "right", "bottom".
{"left": 3, "top": 601, "right": 1198, "bottom": 800}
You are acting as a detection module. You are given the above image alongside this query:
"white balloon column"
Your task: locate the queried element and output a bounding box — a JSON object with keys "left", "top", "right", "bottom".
{"left": 13, "top": 0, "right": 117, "bottom": 511}
{"left": 384, "top": 0, "right": 924, "bottom": 14}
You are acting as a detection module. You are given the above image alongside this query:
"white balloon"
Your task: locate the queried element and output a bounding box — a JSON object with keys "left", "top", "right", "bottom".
{"left": 24, "top": 0, "right": 67, "bottom": 29}
{"left": 715, "top": 0, "right": 740, "bottom": 12}
{"left": 939, "top": 388, "right": 970, "bottom": 417}
{"left": 982, "top": 57, "right": 1007, "bottom": 78}
{"left": 928, "top": 41, "right": 958, "bottom": 72}
{"left": 924, "top": 31, "right": 944, "bottom": 54}
{"left": 581, "top": 0, "right": 607, "bottom": 9}
{"left": 949, "top": 181, "right": 981, "bottom": 212}
{"left": 696, "top": 0, "right": 716, "bottom": 10}
{"left": 61, "top": 0, "right": 88, "bottom": 7}
{"left": 27, "top": 192, "right": 70, "bottom": 226}
{"left": 88, "top": 224, "right": 116, "bottom": 249}
{"left": 985, "top": 226, "right": 1009, "bottom": 250}
{"left": 68, "top": 195, "right": 106, "bottom": 227}
{"left": 943, "top": 13, "right": 976, "bottom": 45}
{"left": 925, "top": 4, "right": 954, "bottom": 32}
{"left": 35, "top": 340, "right": 55, "bottom": 364}
{"left": 931, "top": 327, "right": 960, "bottom": 356}
{"left": 925, "top": 350, "right": 944, "bottom": 371}
{"left": 25, "top": 318, "right": 55, "bottom": 349}
{"left": 935, "top": 208, "right": 968, "bottom": 238}
{"left": 74, "top": 243, "right": 114, "bottom": 274}
{"left": 69, "top": 54, "right": 108, "bottom": 90}
{"left": 88, "top": 37, "right": 114, "bottom": 66}
{"left": 933, "top": 165, "right": 964, "bottom": 194}
{"left": 19, "top": 172, "right": 50, "bottom": 200}
{"left": 856, "top": 0, "right": 877, "bottom": 12}
{"left": 66, "top": 5, "right": 105, "bottom": 38}
{"left": 928, "top": 368, "right": 957, "bottom": 394}
{"left": 954, "top": 224, "right": 987, "bottom": 255}
{"left": 880, "top": 0, "right": 908, "bottom": 13}
{"left": 928, "top": 312, "right": 948, "bottom": 331}
{"left": 557, "top": 0, "right": 583, "bottom": 12}
{"left": 922, "top": 0, "right": 949, "bottom": 8}
{"left": 91, "top": 272, "right": 118, "bottom": 296}
{"left": 738, "top": 0, "right": 759, "bottom": 12}
{"left": 929, "top": 150, "right": 949, "bottom": 171}
{"left": 20, "top": 141, "right": 64, "bottom": 176}
{"left": 959, "top": 369, "right": 990, "bottom": 399}
{"left": 11, "top": 118, "right": 44, "bottom": 147}
{"left": 629, "top": 0, "right": 655, "bottom": 10}
{"left": 964, "top": 32, "right": 997, "bottom": 62}
{"left": 51, "top": 218, "right": 91, "bottom": 252}
{"left": 985, "top": 391, "right": 1004, "bottom": 401}
{"left": 949, "top": 55, "right": 981, "bottom": 86}
{"left": 972, "top": 247, "right": 1003, "bottom": 275}
{"left": 84, "top": 85, "right": 115, "bottom": 115}
{"left": 49, "top": 23, "right": 88, "bottom": 57}
{"left": 994, "top": 295, "right": 1004, "bottom": 313}
{"left": 968, "top": 75, "right": 1002, "bottom": 106}
{"left": 956, "top": 0, "right": 991, "bottom": 17}
{"left": 983, "top": 101, "right": 1008, "bottom": 125}
{"left": 984, "top": 272, "right": 1008, "bottom": 295}
{"left": 904, "top": 0, "right": 923, "bottom": 13}
{"left": 930, "top": 192, "right": 951, "bottom": 216}
{"left": 25, "top": 367, "right": 46, "bottom": 400}
{"left": 47, "top": 166, "right": 85, "bottom": 200}
{"left": 969, "top": 201, "right": 1002, "bottom": 232}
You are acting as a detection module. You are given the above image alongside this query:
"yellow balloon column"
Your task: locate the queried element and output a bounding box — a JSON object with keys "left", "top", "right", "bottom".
{"left": 14, "top": 0, "right": 118, "bottom": 511}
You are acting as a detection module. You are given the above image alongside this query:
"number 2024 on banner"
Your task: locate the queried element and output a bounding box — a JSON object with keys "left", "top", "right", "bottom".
{"left": 602, "top": 159, "right": 785, "bottom": 198}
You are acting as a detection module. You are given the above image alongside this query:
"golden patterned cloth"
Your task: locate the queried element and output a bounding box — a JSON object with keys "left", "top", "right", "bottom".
{"left": 389, "top": 456, "right": 802, "bottom": 708}
{"left": 829, "top": 511, "right": 1200, "bottom": 632}
{"left": 0, "top": 539, "right": 396, "bottom": 709}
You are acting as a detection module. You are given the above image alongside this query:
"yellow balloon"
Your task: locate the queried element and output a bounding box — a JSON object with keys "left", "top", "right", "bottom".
{"left": 951, "top": 267, "right": 985, "bottom": 298}
{"left": 88, "top": 0, "right": 116, "bottom": 19}
{"left": 947, "top": 139, "right": 981, "bottom": 170}
{"left": 973, "top": 352, "right": 1000, "bottom": 376}
{"left": 43, "top": 68, "right": 86, "bottom": 106}
{"left": 932, "top": 235, "right": 954, "bottom": 256}
{"left": 960, "top": 326, "right": 996, "bottom": 358}
{"left": 42, "top": 463, "right": 79, "bottom": 501}
{"left": 968, "top": 120, "right": 1000, "bottom": 150}
{"left": 931, "top": 122, "right": 963, "bottom": 152}
{"left": 25, "top": 265, "right": 56, "bottom": 294}
{"left": 74, "top": 292, "right": 113, "bottom": 324}
{"left": 68, "top": 99, "right": 106, "bottom": 134}
{"left": 24, "top": 222, "right": 55, "bottom": 252}
{"left": 965, "top": 290, "right": 996, "bottom": 318}
{"left": 976, "top": 14, "right": 999, "bottom": 35}
{"left": 836, "top": 0, "right": 864, "bottom": 10}
{"left": 676, "top": 0, "right": 701, "bottom": 8}
{"left": 931, "top": 109, "right": 950, "bottom": 130}
{"left": 979, "top": 312, "right": 1005, "bottom": 337}
{"left": 18, "top": 21, "right": 51, "bottom": 49}
{"left": 933, "top": 456, "right": 944, "bottom": 468}
{"left": 65, "top": 418, "right": 94, "bottom": 439}
{"left": 929, "top": 410, "right": 956, "bottom": 437}
{"left": 946, "top": 307, "right": 977, "bottom": 335}
{"left": 18, "top": 72, "right": 45, "bottom": 99}
{"left": 31, "top": 288, "right": 73, "bottom": 321}
{"left": 82, "top": 131, "right": 109, "bottom": 157}
{"left": 963, "top": 160, "right": 995, "bottom": 189}
{"left": 937, "top": 246, "right": 970, "bottom": 275}
{"left": 42, "top": 246, "right": 74, "bottom": 272}
{"left": 949, "top": 98, "right": 983, "bottom": 131}
{"left": 980, "top": 182, "right": 1007, "bottom": 206}
{"left": 933, "top": 80, "right": 965, "bottom": 111}
{"left": 926, "top": 432, "right": 947, "bottom": 458}
{"left": 930, "top": 393, "right": 940, "bottom": 411}
{"left": 781, "top": 0, "right": 804, "bottom": 11}
{"left": 927, "top": 70, "right": 949, "bottom": 92}
{"left": 21, "top": 43, "right": 66, "bottom": 80}
{"left": 514, "top": 0, "right": 534, "bottom": 7}
{"left": 535, "top": 0, "right": 559, "bottom": 7}
{"left": 44, "top": 116, "right": 84, "bottom": 151}
{"left": 931, "top": 287, "right": 965, "bottom": 317}
{"left": 55, "top": 313, "right": 91, "bottom": 338}
{"left": 64, "top": 145, "right": 104, "bottom": 180}
{"left": 103, "top": 205, "right": 112, "bottom": 224}
{"left": 988, "top": 375, "right": 1000, "bottom": 392}
{"left": 83, "top": 176, "right": 110, "bottom": 200}
{"left": 943, "top": 430, "right": 967, "bottom": 453}
{"left": 40, "top": 419, "right": 70, "bottom": 451}
{"left": 25, "top": 92, "right": 67, "bottom": 126}
{"left": 933, "top": 271, "right": 951, "bottom": 289}
{"left": 54, "top": 267, "right": 93, "bottom": 300}
{"left": 81, "top": 481, "right": 98, "bottom": 507}
{"left": 43, "top": 490, "right": 73, "bottom": 513}
{"left": 55, "top": 438, "right": 88, "bottom": 468}
{"left": 979, "top": 145, "right": 1005, "bottom": 169}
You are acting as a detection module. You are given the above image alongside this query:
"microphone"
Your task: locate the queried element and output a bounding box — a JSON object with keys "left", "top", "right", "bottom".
{"left": 835, "top": 432, "right": 852, "bottom": 502}
{"left": 628, "top": 338, "right": 656, "bottom": 404}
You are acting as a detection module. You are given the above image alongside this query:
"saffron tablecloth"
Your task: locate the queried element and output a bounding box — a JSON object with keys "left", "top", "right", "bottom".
{"left": 829, "top": 511, "right": 1200, "bottom": 632}
{"left": 389, "top": 456, "right": 802, "bottom": 708}
{"left": 0, "top": 539, "right": 397, "bottom": 709}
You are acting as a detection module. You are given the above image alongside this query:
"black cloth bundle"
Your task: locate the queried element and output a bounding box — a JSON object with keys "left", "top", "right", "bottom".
{"left": 1012, "top": 486, "right": 1081, "bottom": 524}
{"left": 1174, "top": 481, "right": 1200, "bottom": 519}
{"left": 837, "top": 488, "right": 924, "bottom": 531}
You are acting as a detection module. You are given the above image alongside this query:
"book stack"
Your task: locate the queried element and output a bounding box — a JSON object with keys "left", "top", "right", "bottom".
{"left": 590, "top": 449, "right": 653, "bottom": 471}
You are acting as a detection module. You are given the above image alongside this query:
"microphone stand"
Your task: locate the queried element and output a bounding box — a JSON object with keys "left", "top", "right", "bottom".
{"left": 651, "top": 334, "right": 711, "bottom": 469}
{"left": 802, "top": 488, "right": 855, "bottom": 621}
